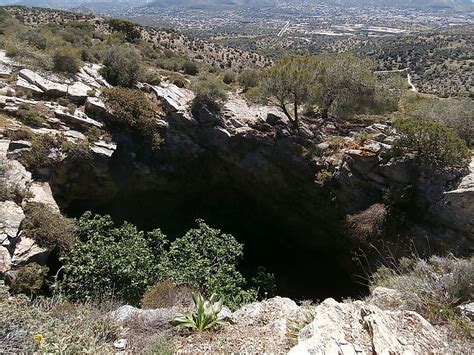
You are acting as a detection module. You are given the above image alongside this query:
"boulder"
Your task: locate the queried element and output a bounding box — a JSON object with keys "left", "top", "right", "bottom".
{"left": 55, "top": 109, "right": 103, "bottom": 130}
{"left": 0, "top": 201, "right": 25, "bottom": 246}
{"left": 111, "top": 305, "right": 177, "bottom": 328}
{"left": 11, "top": 236, "right": 49, "bottom": 267}
{"left": 368, "top": 287, "right": 405, "bottom": 310}
{"left": 16, "top": 77, "right": 44, "bottom": 96}
{"left": 266, "top": 112, "right": 284, "bottom": 126}
{"left": 19, "top": 69, "right": 68, "bottom": 97}
{"left": 27, "top": 181, "right": 60, "bottom": 213}
{"left": 456, "top": 302, "right": 474, "bottom": 321}
{"left": 289, "top": 298, "right": 447, "bottom": 354}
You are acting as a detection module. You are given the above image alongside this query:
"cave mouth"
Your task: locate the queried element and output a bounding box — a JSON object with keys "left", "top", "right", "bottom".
{"left": 59, "top": 174, "right": 368, "bottom": 303}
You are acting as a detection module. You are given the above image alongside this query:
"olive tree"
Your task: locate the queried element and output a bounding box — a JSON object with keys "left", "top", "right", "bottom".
{"left": 313, "top": 53, "right": 378, "bottom": 120}
{"left": 256, "top": 54, "right": 319, "bottom": 128}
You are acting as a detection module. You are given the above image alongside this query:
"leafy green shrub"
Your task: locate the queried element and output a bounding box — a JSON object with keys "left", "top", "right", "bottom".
{"left": 190, "top": 75, "right": 228, "bottom": 115}
{"left": 182, "top": 60, "right": 199, "bottom": 76}
{"left": 107, "top": 19, "right": 141, "bottom": 43}
{"left": 371, "top": 255, "right": 473, "bottom": 331}
{"left": 9, "top": 263, "right": 49, "bottom": 297}
{"left": 57, "top": 212, "right": 156, "bottom": 304}
{"left": 101, "top": 87, "right": 160, "bottom": 144}
{"left": 393, "top": 119, "right": 471, "bottom": 171}
{"left": 161, "top": 220, "right": 255, "bottom": 310}
{"left": 100, "top": 45, "right": 142, "bottom": 87}
{"left": 238, "top": 69, "right": 260, "bottom": 92}
{"left": 52, "top": 47, "right": 81, "bottom": 74}
{"left": 21, "top": 202, "right": 77, "bottom": 251}
{"left": 170, "top": 293, "right": 229, "bottom": 331}
{"left": 141, "top": 280, "right": 195, "bottom": 310}
{"left": 223, "top": 70, "right": 236, "bottom": 84}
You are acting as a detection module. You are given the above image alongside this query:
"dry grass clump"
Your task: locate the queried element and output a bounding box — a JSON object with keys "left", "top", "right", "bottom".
{"left": 346, "top": 203, "right": 388, "bottom": 242}
{"left": 371, "top": 255, "right": 473, "bottom": 335}
{"left": 0, "top": 283, "right": 120, "bottom": 353}
{"left": 141, "top": 279, "right": 195, "bottom": 311}
{"left": 21, "top": 202, "right": 77, "bottom": 251}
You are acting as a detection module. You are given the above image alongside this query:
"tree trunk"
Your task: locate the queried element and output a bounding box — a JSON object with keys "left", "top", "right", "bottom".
{"left": 281, "top": 104, "right": 294, "bottom": 123}
{"left": 293, "top": 101, "right": 299, "bottom": 130}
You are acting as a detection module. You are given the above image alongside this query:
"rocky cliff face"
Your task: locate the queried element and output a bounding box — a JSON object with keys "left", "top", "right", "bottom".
{"left": 0, "top": 49, "right": 472, "bottom": 290}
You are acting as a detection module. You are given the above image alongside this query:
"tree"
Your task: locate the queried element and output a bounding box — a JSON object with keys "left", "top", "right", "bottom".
{"left": 107, "top": 19, "right": 141, "bottom": 43}
{"left": 256, "top": 54, "right": 319, "bottom": 128}
{"left": 100, "top": 45, "right": 142, "bottom": 87}
{"left": 313, "top": 53, "right": 378, "bottom": 120}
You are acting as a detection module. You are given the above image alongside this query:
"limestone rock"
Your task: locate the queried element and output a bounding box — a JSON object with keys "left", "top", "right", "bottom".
{"left": 368, "top": 287, "right": 405, "bottom": 310}
{"left": 456, "top": 302, "right": 474, "bottom": 321}
{"left": 55, "top": 108, "right": 103, "bottom": 130}
{"left": 431, "top": 155, "right": 474, "bottom": 239}
{"left": 27, "top": 181, "right": 60, "bottom": 213}
{"left": 0, "top": 201, "right": 25, "bottom": 246}
{"left": 11, "top": 236, "right": 49, "bottom": 267}
{"left": 0, "top": 246, "right": 11, "bottom": 274}
{"left": 289, "top": 298, "right": 447, "bottom": 354}
{"left": 111, "top": 305, "right": 177, "bottom": 328}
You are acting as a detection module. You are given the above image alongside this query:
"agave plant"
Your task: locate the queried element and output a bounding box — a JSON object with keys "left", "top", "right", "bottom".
{"left": 170, "top": 293, "right": 229, "bottom": 331}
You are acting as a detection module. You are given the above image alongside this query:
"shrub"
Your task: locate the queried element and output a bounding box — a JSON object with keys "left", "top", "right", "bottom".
{"left": 182, "top": 60, "right": 199, "bottom": 76}
{"left": 19, "top": 134, "right": 65, "bottom": 170}
{"left": 190, "top": 75, "right": 228, "bottom": 115}
{"left": 170, "top": 293, "right": 229, "bottom": 331}
{"left": 21, "top": 202, "right": 77, "bottom": 251}
{"left": 57, "top": 212, "right": 156, "bottom": 304}
{"left": 9, "top": 263, "right": 49, "bottom": 297}
{"left": 393, "top": 119, "right": 471, "bottom": 171}
{"left": 161, "top": 220, "right": 255, "bottom": 310}
{"left": 16, "top": 106, "right": 45, "bottom": 127}
{"left": 107, "top": 19, "right": 141, "bottom": 43}
{"left": 238, "top": 69, "right": 260, "bottom": 92}
{"left": 346, "top": 203, "right": 388, "bottom": 242}
{"left": 222, "top": 70, "right": 236, "bottom": 84}
{"left": 100, "top": 45, "right": 142, "bottom": 87}
{"left": 141, "top": 280, "right": 195, "bottom": 310}
{"left": 52, "top": 47, "right": 81, "bottom": 74}
{"left": 371, "top": 255, "right": 473, "bottom": 330}
{"left": 101, "top": 87, "right": 160, "bottom": 143}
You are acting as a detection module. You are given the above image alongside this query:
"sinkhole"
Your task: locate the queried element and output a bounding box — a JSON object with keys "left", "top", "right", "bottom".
{"left": 52, "top": 142, "right": 369, "bottom": 302}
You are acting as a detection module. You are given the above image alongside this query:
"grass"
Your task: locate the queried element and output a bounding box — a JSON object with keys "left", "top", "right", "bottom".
{"left": 371, "top": 255, "right": 473, "bottom": 337}
{"left": 0, "top": 283, "right": 120, "bottom": 353}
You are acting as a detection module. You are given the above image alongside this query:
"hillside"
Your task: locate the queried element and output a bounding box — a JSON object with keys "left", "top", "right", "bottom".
{"left": 0, "top": 5, "right": 472, "bottom": 354}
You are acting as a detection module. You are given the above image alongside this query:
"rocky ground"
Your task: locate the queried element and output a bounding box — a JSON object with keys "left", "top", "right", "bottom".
{"left": 0, "top": 47, "right": 473, "bottom": 353}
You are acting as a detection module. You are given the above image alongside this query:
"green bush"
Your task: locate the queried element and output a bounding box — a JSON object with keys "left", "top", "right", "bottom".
{"left": 393, "top": 119, "right": 471, "bottom": 171}
{"left": 16, "top": 106, "right": 45, "bottom": 127}
{"left": 57, "top": 212, "right": 156, "bottom": 304}
{"left": 101, "top": 87, "right": 160, "bottom": 144}
{"left": 107, "top": 19, "right": 141, "bottom": 43}
{"left": 100, "top": 45, "right": 142, "bottom": 87}
{"left": 238, "top": 69, "right": 260, "bottom": 92}
{"left": 21, "top": 202, "right": 77, "bottom": 251}
{"left": 161, "top": 220, "right": 255, "bottom": 310}
{"left": 190, "top": 75, "right": 228, "bottom": 115}
{"left": 52, "top": 47, "right": 81, "bottom": 74}
{"left": 182, "top": 60, "right": 199, "bottom": 76}
{"left": 223, "top": 70, "right": 236, "bottom": 85}
{"left": 9, "top": 263, "right": 49, "bottom": 297}
{"left": 19, "top": 134, "right": 65, "bottom": 170}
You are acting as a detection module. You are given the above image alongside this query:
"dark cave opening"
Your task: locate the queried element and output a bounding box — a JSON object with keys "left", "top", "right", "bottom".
{"left": 60, "top": 175, "right": 368, "bottom": 302}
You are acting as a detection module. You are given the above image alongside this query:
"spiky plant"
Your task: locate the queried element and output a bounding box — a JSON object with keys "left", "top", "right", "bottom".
{"left": 170, "top": 293, "right": 229, "bottom": 331}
